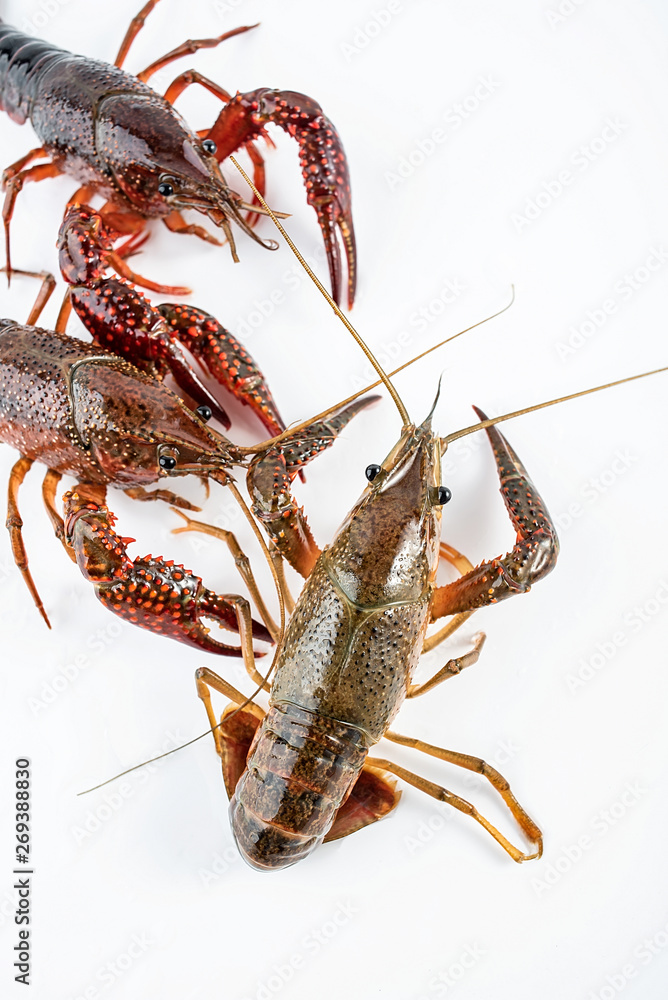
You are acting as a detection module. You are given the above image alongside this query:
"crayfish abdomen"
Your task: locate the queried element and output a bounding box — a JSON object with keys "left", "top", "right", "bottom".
{"left": 230, "top": 703, "right": 368, "bottom": 871}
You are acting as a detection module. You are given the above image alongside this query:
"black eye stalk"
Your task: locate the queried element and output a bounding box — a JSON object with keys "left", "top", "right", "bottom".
{"left": 158, "top": 181, "right": 175, "bottom": 197}
{"left": 196, "top": 405, "right": 213, "bottom": 422}
{"left": 366, "top": 464, "right": 451, "bottom": 504}
{"left": 202, "top": 139, "right": 217, "bottom": 155}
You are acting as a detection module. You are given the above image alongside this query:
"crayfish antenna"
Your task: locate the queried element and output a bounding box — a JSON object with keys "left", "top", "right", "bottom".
{"left": 77, "top": 658, "right": 279, "bottom": 796}
{"left": 233, "top": 289, "right": 516, "bottom": 457}
{"left": 229, "top": 156, "right": 520, "bottom": 453}
{"left": 229, "top": 155, "right": 412, "bottom": 428}
{"left": 440, "top": 366, "right": 668, "bottom": 447}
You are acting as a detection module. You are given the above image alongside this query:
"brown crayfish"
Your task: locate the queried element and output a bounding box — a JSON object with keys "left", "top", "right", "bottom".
{"left": 179, "top": 196, "right": 668, "bottom": 871}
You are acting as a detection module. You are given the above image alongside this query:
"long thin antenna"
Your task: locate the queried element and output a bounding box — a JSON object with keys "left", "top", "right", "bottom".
{"left": 442, "top": 366, "right": 668, "bottom": 445}
{"left": 79, "top": 728, "right": 219, "bottom": 794}
{"left": 235, "top": 289, "right": 515, "bottom": 456}
{"left": 78, "top": 700, "right": 254, "bottom": 795}
{"left": 229, "top": 155, "right": 411, "bottom": 427}
{"left": 78, "top": 661, "right": 271, "bottom": 796}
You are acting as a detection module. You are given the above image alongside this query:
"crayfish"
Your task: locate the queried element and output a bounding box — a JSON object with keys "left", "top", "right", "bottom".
{"left": 0, "top": 265, "right": 374, "bottom": 667}
{"left": 0, "top": 0, "right": 356, "bottom": 306}
{"left": 168, "top": 185, "right": 668, "bottom": 871}
{"left": 194, "top": 381, "right": 554, "bottom": 869}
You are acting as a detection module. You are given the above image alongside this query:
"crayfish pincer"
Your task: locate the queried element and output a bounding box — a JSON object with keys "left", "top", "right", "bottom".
{"left": 57, "top": 203, "right": 287, "bottom": 439}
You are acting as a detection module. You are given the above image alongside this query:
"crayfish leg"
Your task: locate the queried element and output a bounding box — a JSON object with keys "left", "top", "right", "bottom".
{"left": 123, "top": 485, "right": 200, "bottom": 512}
{"left": 114, "top": 0, "right": 163, "bottom": 69}
{"left": 366, "top": 751, "right": 542, "bottom": 863}
{"left": 107, "top": 251, "right": 191, "bottom": 296}
{"left": 171, "top": 509, "right": 280, "bottom": 643}
{"left": 41, "top": 469, "right": 75, "bottom": 563}
{"left": 136, "top": 24, "right": 258, "bottom": 84}
{"left": 3, "top": 159, "right": 62, "bottom": 280}
{"left": 421, "top": 542, "right": 477, "bottom": 655}
{"left": 162, "top": 210, "right": 222, "bottom": 246}
{"left": 0, "top": 267, "right": 56, "bottom": 326}
{"left": 379, "top": 732, "right": 544, "bottom": 862}
{"left": 195, "top": 666, "right": 265, "bottom": 786}
{"left": 407, "top": 633, "right": 486, "bottom": 699}
{"left": 6, "top": 456, "right": 50, "bottom": 627}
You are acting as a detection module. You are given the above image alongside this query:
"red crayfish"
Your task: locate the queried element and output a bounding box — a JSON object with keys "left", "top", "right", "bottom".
{"left": 0, "top": 265, "right": 373, "bottom": 668}
{"left": 0, "top": 0, "right": 356, "bottom": 306}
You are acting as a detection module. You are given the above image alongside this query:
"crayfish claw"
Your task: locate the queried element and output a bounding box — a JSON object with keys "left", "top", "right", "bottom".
{"left": 64, "top": 496, "right": 271, "bottom": 654}
{"left": 157, "top": 303, "right": 286, "bottom": 438}
{"left": 316, "top": 198, "right": 357, "bottom": 311}
{"left": 248, "top": 395, "right": 379, "bottom": 577}
{"left": 207, "top": 87, "right": 356, "bottom": 306}
{"left": 199, "top": 588, "right": 273, "bottom": 646}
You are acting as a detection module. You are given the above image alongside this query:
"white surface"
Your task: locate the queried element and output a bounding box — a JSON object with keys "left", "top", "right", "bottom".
{"left": 0, "top": 1, "right": 667, "bottom": 998}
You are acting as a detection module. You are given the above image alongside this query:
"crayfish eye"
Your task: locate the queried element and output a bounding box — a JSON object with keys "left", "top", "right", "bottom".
{"left": 434, "top": 486, "right": 452, "bottom": 505}
{"left": 158, "top": 180, "right": 175, "bottom": 197}
{"left": 158, "top": 445, "right": 179, "bottom": 471}
{"left": 196, "top": 405, "right": 213, "bottom": 422}
{"left": 202, "top": 139, "right": 217, "bottom": 155}
{"left": 365, "top": 464, "right": 382, "bottom": 482}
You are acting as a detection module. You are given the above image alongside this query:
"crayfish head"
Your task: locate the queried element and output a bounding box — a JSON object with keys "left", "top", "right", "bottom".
{"left": 69, "top": 356, "right": 235, "bottom": 486}
{"left": 95, "top": 94, "right": 269, "bottom": 254}
{"left": 327, "top": 417, "right": 447, "bottom": 607}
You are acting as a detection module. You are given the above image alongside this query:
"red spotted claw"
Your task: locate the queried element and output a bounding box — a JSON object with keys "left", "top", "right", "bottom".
{"left": 157, "top": 302, "right": 285, "bottom": 439}
{"left": 64, "top": 492, "right": 272, "bottom": 654}
{"left": 58, "top": 203, "right": 286, "bottom": 438}
{"left": 206, "top": 88, "right": 357, "bottom": 310}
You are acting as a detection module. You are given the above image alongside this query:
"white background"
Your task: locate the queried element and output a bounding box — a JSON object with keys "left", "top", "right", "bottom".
{"left": 1, "top": 0, "right": 667, "bottom": 997}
